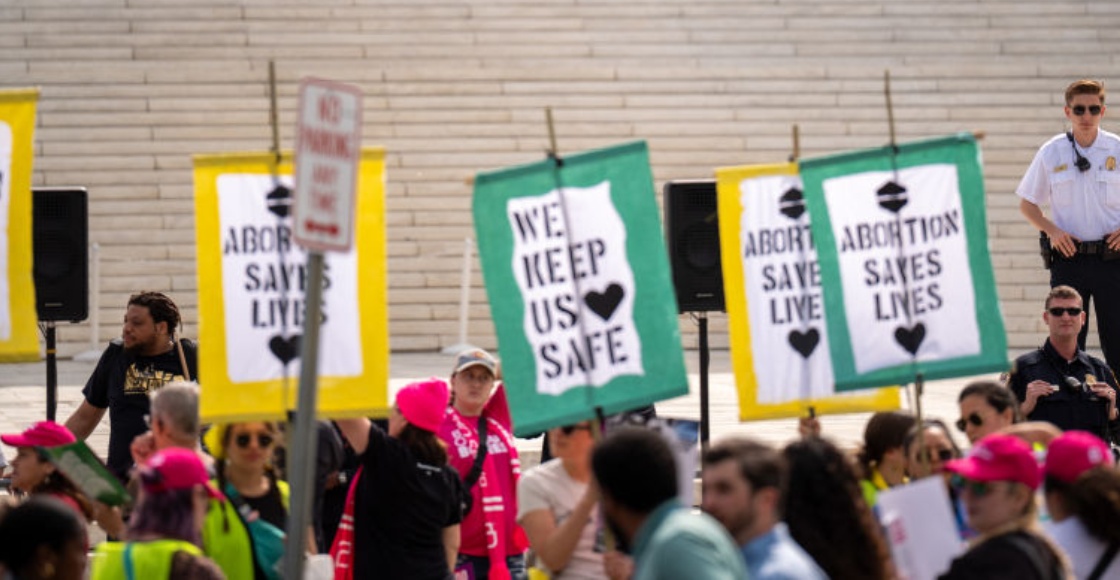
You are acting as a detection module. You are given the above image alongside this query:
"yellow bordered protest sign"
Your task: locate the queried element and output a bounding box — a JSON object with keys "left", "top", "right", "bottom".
{"left": 0, "top": 88, "right": 40, "bottom": 362}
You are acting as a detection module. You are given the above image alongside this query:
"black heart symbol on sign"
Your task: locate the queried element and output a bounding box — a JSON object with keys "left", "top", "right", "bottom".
{"left": 585, "top": 284, "right": 625, "bottom": 321}
{"left": 787, "top": 328, "right": 820, "bottom": 359}
{"left": 269, "top": 334, "right": 302, "bottom": 364}
{"left": 894, "top": 323, "right": 926, "bottom": 355}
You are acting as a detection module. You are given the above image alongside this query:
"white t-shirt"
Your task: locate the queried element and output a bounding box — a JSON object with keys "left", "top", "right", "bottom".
{"left": 1044, "top": 516, "right": 1120, "bottom": 580}
{"left": 517, "top": 458, "right": 603, "bottom": 580}
{"left": 1017, "top": 129, "right": 1120, "bottom": 241}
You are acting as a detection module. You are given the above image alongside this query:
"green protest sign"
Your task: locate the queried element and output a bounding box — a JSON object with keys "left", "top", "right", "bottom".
{"left": 46, "top": 441, "right": 131, "bottom": 506}
{"left": 473, "top": 141, "right": 688, "bottom": 436}
{"left": 800, "top": 133, "right": 1008, "bottom": 390}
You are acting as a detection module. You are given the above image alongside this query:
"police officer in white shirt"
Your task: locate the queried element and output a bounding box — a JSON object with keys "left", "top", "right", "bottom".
{"left": 1019, "top": 78, "right": 1120, "bottom": 375}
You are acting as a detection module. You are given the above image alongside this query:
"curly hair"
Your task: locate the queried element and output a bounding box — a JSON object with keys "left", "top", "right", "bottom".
{"left": 783, "top": 438, "right": 891, "bottom": 580}
{"left": 128, "top": 291, "right": 182, "bottom": 335}
{"left": 856, "top": 411, "right": 916, "bottom": 479}
{"left": 1046, "top": 468, "right": 1120, "bottom": 544}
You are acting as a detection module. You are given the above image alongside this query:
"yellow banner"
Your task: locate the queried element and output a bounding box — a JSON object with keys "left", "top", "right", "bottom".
{"left": 193, "top": 149, "right": 388, "bottom": 422}
{"left": 0, "top": 89, "right": 40, "bottom": 362}
{"left": 717, "top": 162, "right": 899, "bottom": 420}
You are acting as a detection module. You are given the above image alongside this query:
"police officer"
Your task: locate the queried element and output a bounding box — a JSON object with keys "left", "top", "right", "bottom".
{"left": 1008, "top": 285, "right": 1118, "bottom": 443}
{"left": 1018, "top": 79, "right": 1120, "bottom": 375}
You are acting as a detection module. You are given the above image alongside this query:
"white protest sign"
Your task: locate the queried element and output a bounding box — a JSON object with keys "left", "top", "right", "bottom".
{"left": 877, "top": 477, "right": 965, "bottom": 580}
{"left": 293, "top": 78, "right": 363, "bottom": 253}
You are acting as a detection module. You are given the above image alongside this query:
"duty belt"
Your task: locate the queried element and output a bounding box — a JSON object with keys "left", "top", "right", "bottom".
{"left": 1076, "top": 240, "right": 1105, "bottom": 255}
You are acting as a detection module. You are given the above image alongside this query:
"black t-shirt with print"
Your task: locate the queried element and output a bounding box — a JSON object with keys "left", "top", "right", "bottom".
{"left": 353, "top": 423, "right": 463, "bottom": 580}
{"left": 83, "top": 338, "right": 198, "bottom": 481}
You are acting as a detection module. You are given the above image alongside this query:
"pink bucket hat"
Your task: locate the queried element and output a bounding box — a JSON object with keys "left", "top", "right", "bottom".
{"left": 142, "top": 448, "right": 221, "bottom": 499}
{"left": 1044, "top": 430, "right": 1113, "bottom": 484}
{"left": 0, "top": 421, "right": 76, "bottom": 449}
{"left": 396, "top": 378, "right": 450, "bottom": 433}
{"left": 944, "top": 433, "right": 1042, "bottom": 490}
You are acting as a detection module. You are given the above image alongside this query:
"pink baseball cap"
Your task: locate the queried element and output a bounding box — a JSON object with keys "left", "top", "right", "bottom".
{"left": 944, "top": 433, "right": 1042, "bottom": 490}
{"left": 141, "top": 448, "right": 221, "bottom": 499}
{"left": 1044, "top": 430, "right": 1113, "bottom": 484}
{"left": 0, "top": 421, "right": 76, "bottom": 449}
{"left": 396, "top": 378, "right": 450, "bottom": 433}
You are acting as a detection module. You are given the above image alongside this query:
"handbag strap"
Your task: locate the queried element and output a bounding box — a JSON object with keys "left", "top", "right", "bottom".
{"left": 463, "top": 415, "right": 488, "bottom": 489}
{"left": 1088, "top": 541, "right": 1120, "bottom": 580}
{"left": 123, "top": 542, "right": 136, "bottom": 580}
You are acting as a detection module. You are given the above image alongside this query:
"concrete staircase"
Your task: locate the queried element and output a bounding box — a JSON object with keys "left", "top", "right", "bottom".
{"left": 4, "top": 0, "right": 1120, "bottom": 355}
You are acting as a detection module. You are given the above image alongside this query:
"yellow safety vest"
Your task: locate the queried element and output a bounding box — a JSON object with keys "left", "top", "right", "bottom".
{"left": 90, "top": 539, "right": 202, "bottom": 580}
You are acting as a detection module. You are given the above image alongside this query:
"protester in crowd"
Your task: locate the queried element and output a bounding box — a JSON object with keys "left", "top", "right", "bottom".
{"left": 0, "top": 421, "right": 93, "bottom": 523}
{"left": 204, "top": 421, "right": 302, "bottom": 578}
{"left": 782, "top": 437, "right": 892, "bottom": 580}
{"left": 134, "top": 382, "right": 256, "bottom": 579}
{"left": 517, "top": 420, "right": 602, "bottom": 579}
{"left": 1018, "top": 79, "right": 1120, "bottom": 375}
{"left": 334, "top": 378, "right": 464, "bottom": 579}
{"left": 438, "top": 349, "right": 528, "bottom": 580}
{"left": 856, "top": 411, "right": 916, "bottom": 507}
{"left": 311, "top": 420, "right": 344, "bottom": 553}
{"left": 939, "top": 434, "right": 1070, "bottom": 580}
{"left": 0, "top": 496, "right": 88, "bottom": 580}
{"left": 321, "top": 420, "right": 361, "bottom": 549}
{"left": 1008, "top": 285, "right": 1118, "bottom": 442}
{"left": 702, "top": 437, "right": 826, "bottom": 580}
{"left": 957, "top": 380, "right": 1020, "bottom": 444}
{"left": 593, "top": 426, "right": 745, "bottom": 580}
{"left": 1042, "top": 430, "right": 1120, "bottom": 580}
{"left": 90, "top": 448, "right": 225, "bottom": 579}
{"left": 65, "top": 291, "right": 198, "bottom": 482}
{"left": 904, "top": 418, "right": 962, "bottom": 480}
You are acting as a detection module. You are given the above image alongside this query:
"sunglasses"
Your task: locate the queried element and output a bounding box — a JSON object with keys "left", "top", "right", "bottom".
{"left": 234, "top": 433, "right": 274, "bottom": 449}
{"left": 923, "top": 448, "right": 955, "bottom": 462}
{"left": 950, "top": 474, "right": 992, "bottom": 497}
{"left": 955, "top": 413, "right": 983, "bottom": 433}
{"left": 1071, "top": 105, "right": 1102, "bottom": 116}
{"left": 1047, "top": 307, "right": 1083, "bottom": 317}
{"left": 560, "top": 424, "right": 592, "bottom": 436}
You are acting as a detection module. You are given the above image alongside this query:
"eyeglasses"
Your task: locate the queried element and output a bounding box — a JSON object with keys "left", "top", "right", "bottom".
{"left": 1071, "top": 105, "right": 1102, "bottom": 116}
{"left": 560, "top": 424, "right": 592, "bottom": 436}
{"left": 234, "top": 433, "right": 274, "bottom": 449}
{"left": 924, "top": 448, "right": 955, "bottom": 462}
{"left": 1048, "top": 307, "right": 1083, "bottom": 317}
{"left": 955, "top": 413, "right": 983, "bottom": 433}
{"left": 950, "top": 474, "right": 992, "bottom": 497}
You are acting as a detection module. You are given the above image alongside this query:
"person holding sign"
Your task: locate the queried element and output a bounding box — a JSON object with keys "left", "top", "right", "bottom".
{"left": 437, "top": 349, "right": 529, "bottom": 580}
{"left": 1018, "top": 79, "right": 1120, "bottom": 375}
{"left": 939, "top": 434, "right": 1070, "bottom": 580}
{"left": 1008, "top": 286, "right": 1119, "bottom": 443}
{"left": 65, "top": 292, "right": 198, "bottom": 482}
{"left": 1, "top": 422, "right": 91, "bottom": 519}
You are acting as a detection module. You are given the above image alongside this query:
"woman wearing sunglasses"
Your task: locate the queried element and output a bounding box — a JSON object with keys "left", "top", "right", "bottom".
{"left": 956, "top": 381, "right": 1019, "bottom": 444}
{"left": 903, "top": 419, "right": 961, "bottom": 480}
{"left": 204, "top": 421, "right": 291, "bottom": 579}
{"left": 939, "top": 434, "right": 1070, "bottom": 580}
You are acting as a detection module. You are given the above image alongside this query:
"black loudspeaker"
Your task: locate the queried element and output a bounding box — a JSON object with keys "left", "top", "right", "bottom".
{"left": 33, "top": 187, "right": 88, "bottom": 322}
{"left": 664, "top": 179, "right": 724, "bottom": 313}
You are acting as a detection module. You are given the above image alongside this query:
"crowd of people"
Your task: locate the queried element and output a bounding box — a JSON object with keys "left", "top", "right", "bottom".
{"left": 3, "top": 77, "right": 1120, "bottom": 579}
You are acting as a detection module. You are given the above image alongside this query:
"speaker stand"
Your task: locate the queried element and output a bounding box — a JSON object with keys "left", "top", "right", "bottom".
{"left": 698, "top": 312, "right": 710, "bottom": 455}
{"left": 45, "top": 322, "right": 57, "bottom": 421}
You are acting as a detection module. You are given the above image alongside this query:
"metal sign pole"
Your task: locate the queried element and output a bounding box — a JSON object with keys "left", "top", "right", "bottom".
{"left": 282, "top": 250, "right": 325, "bottom": 579}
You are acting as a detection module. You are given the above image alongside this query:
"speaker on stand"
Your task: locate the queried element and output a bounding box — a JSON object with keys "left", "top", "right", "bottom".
{"left": 33, "top": 187, "right": 89, "bottom": 421}
{"left": 663, "top": 179, "right": 723, "bottom": 453}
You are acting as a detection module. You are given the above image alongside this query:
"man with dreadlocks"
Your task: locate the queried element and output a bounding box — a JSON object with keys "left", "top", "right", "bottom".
{"left": 65, "top": 291, "right": 199, "bottom": 482}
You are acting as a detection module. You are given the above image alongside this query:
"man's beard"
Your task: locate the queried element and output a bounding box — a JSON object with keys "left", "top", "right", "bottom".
{"left": 124, "top": 336, "right": 161, "bottom": 356}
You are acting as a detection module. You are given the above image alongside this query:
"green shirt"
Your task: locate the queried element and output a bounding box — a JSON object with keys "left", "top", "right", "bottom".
{"left": 631, "top": 499, "right": 748, "bottom": 580}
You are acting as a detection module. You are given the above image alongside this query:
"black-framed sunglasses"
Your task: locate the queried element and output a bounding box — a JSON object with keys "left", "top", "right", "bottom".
{"left": 950, "top": 474, "right": 992, "bottom": 497}
{"left": 924, "top": 448, "right": 955, "bottom": 462}
{"left": 955, "top": 413, "right": 983, "bottom": 433}
{"left": 234, "top": 433, "right": 274, "bottom": 449}
{"left": 1048, "top": 306, "right": 1083, "bottom": 317}
{"left": 560, "top": 424, "right": 592, "bottom": 436}
{"left": 1071, "top": 105, "right": 1103, "bottom": 116}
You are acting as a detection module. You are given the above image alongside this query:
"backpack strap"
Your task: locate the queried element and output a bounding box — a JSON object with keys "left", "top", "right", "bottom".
{"left": 1003, "top": 532, "right": 1062, "bottom": 580}
{"left": 463, "top": 415, "right": 488, "bottom": 490}
{"left": 1087, "top": 541, "right": 1120, "bottom": 580}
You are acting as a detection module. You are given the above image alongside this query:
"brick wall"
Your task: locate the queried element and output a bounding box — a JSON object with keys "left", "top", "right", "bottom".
{"left": 5, "top": 0, "right": 1120, "bottom": 356}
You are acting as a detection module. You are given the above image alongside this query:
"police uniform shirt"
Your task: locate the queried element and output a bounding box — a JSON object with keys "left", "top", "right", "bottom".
{"left": 1008, "top": 340, "right": 1118, "bottom": 437}
{"left": 1017, "top": 129, "right": 1120, "bottom": 242}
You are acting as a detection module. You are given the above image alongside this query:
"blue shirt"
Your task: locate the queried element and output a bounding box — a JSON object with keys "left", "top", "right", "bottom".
{"left": 631, "top": 499, "right": 746, "bottom": 580}
{"left": 741, "top": 523, "right": 827, "bottom": 580}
